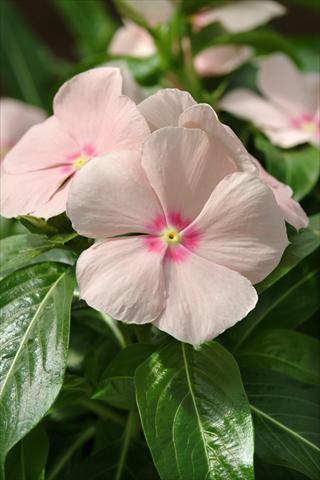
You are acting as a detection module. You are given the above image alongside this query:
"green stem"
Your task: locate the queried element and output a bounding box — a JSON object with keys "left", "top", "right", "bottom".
{"left": 47, "top": 425, "right": 95, "bottom": 480}
{"left": 133, "top": 324, "right": 152, "bottom": 344}
{"left": 115, "top": 411, "right": 137, "bottom": 480}
{"left": 79, "top": 399, "right": 125, "bottom": 425}
{"left": 100, "top": 313, "right": 127, "bottom": 349}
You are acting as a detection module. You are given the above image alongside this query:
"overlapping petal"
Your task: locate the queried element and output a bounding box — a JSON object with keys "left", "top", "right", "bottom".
{"left": 77, "top": 237, "right": 166, "bottom": 324}
{"left": 154, "top": 251, "right": 258, "bottom": 345}
{"left": 194, "top": 45, "right": 252, "bottom": 77}
{"left": 184, "top": 172, "right": 288, "bottom": 284}
{"left": 67, "top": 152, "right": 164, "bottom": 238}
{"left": 138, "top": 89, "right": 196, "bottom": 131}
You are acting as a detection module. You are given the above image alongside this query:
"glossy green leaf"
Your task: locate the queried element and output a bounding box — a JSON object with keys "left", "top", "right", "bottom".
{"left": 93, "top": 344, "right": 155, "bottom": 409}
{"left": 136, "top": 341, "right": 254, "bottom": 480}
{"left": 0, "top": 0, "right": 62, "bottom": 109}
{"left": 257, "top": 214, "right": 320, "bottom": 293}
{"left": 5, "top": 424, "right": 49, "bottom": 480}
{"left": 0, "top": 262, "right": 75, "bottom": 469}
{"left": 255, "top": 135, "right": 320, "bottom": 200}
{"left": 237, "top": 329, "right": 320, "bottom": 385}
{"left": 53, "top": 0, "right": 117, "bottom": 55}
{"left": 223, "top": 249, "right": 320, "bottom": 353}
{"left": 244, "top": 369, "right": 320, "bottom": 479}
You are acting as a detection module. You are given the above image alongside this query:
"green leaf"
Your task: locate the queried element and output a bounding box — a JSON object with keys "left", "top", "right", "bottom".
{"left": 243, "top": 369, "right": 320, "bottom": 480}
{"left": 255, "top": 135, "right": 320, "bottom": 201}
{"left": 0, "top": 262, "right": 75, "bottom": 469}
{"left": 136, "top": 341, "right": 254, "bottom": 480}
{"left": 257, "top": 214, "right": 320, "bottom": 293}
{"left": 93, "top": 344, "right": 155, "bottom": 409}
{"left": 0, "top": 0, "right": 62, "bottom": 109}
{"left": 223, "top": 249, "right": 320, "bottom": 353}
{"left": 237, "top": 329, "right": 320, "bottom": 385}
{"left": 5, "top": 424, "right": 49, "bottom": 480}
{"left": 53, "top": 0, "right": 117, "bottom": 55}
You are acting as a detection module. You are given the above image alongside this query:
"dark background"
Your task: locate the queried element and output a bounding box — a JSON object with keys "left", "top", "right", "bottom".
{"left": 7, "top": 0, "right": 320, "bottom": 61}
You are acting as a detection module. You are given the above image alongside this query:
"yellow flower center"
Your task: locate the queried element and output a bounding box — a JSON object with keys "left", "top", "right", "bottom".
{"left": 73, "top": 154, "right": 89, "bottom": 170}
{"left": 302, "top": 121, "right": 316, "bottom": 134}
{"left": 162, "top": 228, "right": 181, "bottom": 244}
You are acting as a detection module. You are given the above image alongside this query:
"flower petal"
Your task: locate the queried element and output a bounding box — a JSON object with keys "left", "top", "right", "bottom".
{"left": 0, "top": 98, "right": 46, "bottom": 157}
{"left": 3, "top": 116, "right": 78, "bottom": 173}
{"left": 138, "top": 89, "right": 196, "bottom": 131}
{"left": 77, "top": 236, "right": 166, "bottom": 323}
{"left": 194, "top": 45, "right": 252, "bottom": 77}
{"left": 258, "top": 53, "right": 314, "bottom": 116}
{"left": 262, "top": 126, "right": 312, "bottom": 148}
{"left": 220, "top": 88, "right": 289, "bottom": 128}
{"left": 154, "top": 251, "right": 257, "bottom": 345}
{"left": 185, "top": 172, "right": 288, "bottom": 284}
{"left": 252, "top": 157, "right": 308, "bottom": 230}
{"left": 193, "top": 1, "right": 285, "bottom": 33}
{"left": 178, "top": 103, "right": 256, "bottom": 173}
{"left": 54, "top": 67, "right": 150, "bottom": 153}
{"left": 0, "top": 167, "right": 68, "bottom": 218}
{"left": 67, "top": 151, "right": 164, "bottom": 238}
{"left": 109, "top": 22, "right": 156, "bottom": 57}
{"left": 141, "top": 126, "right": 224, "bottom": 222}
{"left": 125, "top": 0, "right": 173, "bottom": 26}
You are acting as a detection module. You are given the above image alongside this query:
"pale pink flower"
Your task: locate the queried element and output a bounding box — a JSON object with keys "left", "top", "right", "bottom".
{"left": 194, "top": 45, "right": 253, "bottom": 77}
{"left": 0, "top": 98, "right": 46, "bottom": 160}
{"left": 138, "top": 88, "right": 308, "bottom": 229}
{"left": 67, "top": 127, "right": 288, "bottom": 345}
{"left": 0, "top": 67, "right": 149, "bottom": 219}
{"left": 122, "top": 0, "right": 173, "bottom": 26}
{"left": 109, "top": 22, "right": 156, "bottom": 58}
{"left": 220, "top": 53, "right": 320, "bottom": 148}
{"left": 192, "top": 1, "right": 285, "bottom": 33}
{"left": 252, "top": 157, "right": 308, "bottom": 230}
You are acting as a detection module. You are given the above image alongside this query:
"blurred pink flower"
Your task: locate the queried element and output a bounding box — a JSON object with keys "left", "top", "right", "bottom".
{"left": 122, "top": 0, "right": 173, "bottom": 26}
{"left": 1, "top": 67, "right": 149, "bottom": 219}
{"left": 139, "top": 88, "right": 308, "bottom": 229}
{"left": 109, "top": 22, "right": 156, "bottom": 58}
{"left": 192, "top": 0, "right": 285, "bottom": 33}
{"left": 67, "top": 127, "right": 288, "bottom": 345}
{"left": 194, "top": 45, "right": 253, "bottom": 77}
{"left": 220, "top": 53, "right": 320, "bottom": 148}
{"left": 252, "top": 157, "right": 308, "bottom": 230}
{"left": 0, "top": 98, "right": 46, "bottom": 160}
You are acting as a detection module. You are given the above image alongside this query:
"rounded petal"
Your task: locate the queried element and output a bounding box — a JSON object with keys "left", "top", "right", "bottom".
{"left": 54, "top": 67, "right": 150, "bottom": 153}
{"left": 138, "top": 89, "right": 196, "bottom": 131}
{"left": 3, "top": 116, "right": 78, "bottom": 173}
{"left": 0, "top": 167, "right": 68, "bottom": 218}
{"left": 32, "top": 181, "right": 71, "bottom": 219}
{"left": 0, "top": 98, "right": 46, "bottom": 157}
{"left": 262, "top": 126, "right": 312, "bottom": 148}
{"left": 194, "top": 45, "right": 253, "bottom": 77}
{"left": 193, "top": 1, "right": 285, "bottom": 33}
{"left": 105, "top": 60, "right": 146, "bottom": 103}
{"left": 185, "top": 172, "right": 289, "bottom": 284}
{"left": 141, "top": 126, "right": 226, "bottom": 222}
{"left": 67, "top": 151, "right": 164, "bottom": 238}
{"left": 252, "top": 158, "right": 308, "bottom": 230}
{"left": 154, "top": 251, "right": 258, "bottom": 345}
{"left": 109, "top": 23, "right": 155, "bottom": 57}
{"left": 258, "top": 54, "right": 315, "bottom": 116}
{"left": 76, "top": 237, "right": 166, "bottom": 324}
{"left": 220, "top": 88, "right": 289, "bottom": 128}
{"left": 179, "top": 103, "right": 256, "bottom": 173}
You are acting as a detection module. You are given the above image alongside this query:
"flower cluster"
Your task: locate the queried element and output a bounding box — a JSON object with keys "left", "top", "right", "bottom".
{"left": 1, "top": 65, "right": 310, "bottom": 344}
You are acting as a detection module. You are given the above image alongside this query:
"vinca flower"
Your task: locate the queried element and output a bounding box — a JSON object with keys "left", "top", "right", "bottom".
{"left": 67, "top": 126, "right": 288, "bottom": 345}
{"left": 192, "top": 1, "right": 285, "bottom": 33}
{"left": 194, "top": 45, "right": 253, "bottom": 77}
{"left": 220, "top": 53, "right": 320, "bottom": 148}
{"left": 0, "top": 67, "right": 149, "bottom": 219}
{"left": 0, "top": 98, "right": 46, "bottom": 160}
{"left": 139, "top": 88, "right": 308, "bottom": 229}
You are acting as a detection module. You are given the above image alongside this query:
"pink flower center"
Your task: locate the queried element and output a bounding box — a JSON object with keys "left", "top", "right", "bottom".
{"left": 291, "top": 113, "right": 320, "bottom": 138}
{"left": 61, "top": 144, "right": 97, "bottom": 175}
{"left": 143, "top": 212, "right": 201, "bottom": 263}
